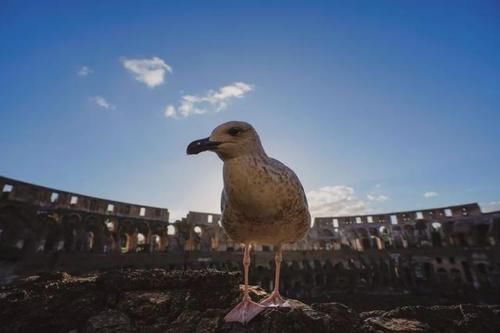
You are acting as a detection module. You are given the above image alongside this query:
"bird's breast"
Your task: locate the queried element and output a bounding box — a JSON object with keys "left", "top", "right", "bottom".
{"left": 223, "top": 157, "right": 301, "bottom": 220}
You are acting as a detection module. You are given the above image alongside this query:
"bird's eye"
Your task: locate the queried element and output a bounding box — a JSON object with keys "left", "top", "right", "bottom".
{"left": 228, "top": 127, "right": 242, "bottom": 136}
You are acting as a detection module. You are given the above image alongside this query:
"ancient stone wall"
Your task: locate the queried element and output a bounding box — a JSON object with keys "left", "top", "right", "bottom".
{"left": 2, "top": 175, "right": 500, "bottom": 300}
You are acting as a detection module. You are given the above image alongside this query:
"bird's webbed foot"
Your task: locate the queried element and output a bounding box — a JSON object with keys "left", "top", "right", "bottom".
{"left": 224, "top": 296, "right": 265, "bottom": 324}
{"left": 259, "top": 290, "right": 291, "bottom": 307}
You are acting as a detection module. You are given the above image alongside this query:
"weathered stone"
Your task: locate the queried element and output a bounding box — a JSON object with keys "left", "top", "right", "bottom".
{"left": 86, "top": 309, "right": 132, "bottom": 333}
{"left": 0, "top": 268, "right": 499, "bottom": 333}
{"left": 362, "top": 317, "right": 433, "bottom": 333}
{"left": 312, "top": 302, "right": 361, "bottom": 332}
{"left": 220, "top": 301, "right": 333, "bottom": 333}
{"left": 456, "top": 304, "right": 500, "bottom": 333}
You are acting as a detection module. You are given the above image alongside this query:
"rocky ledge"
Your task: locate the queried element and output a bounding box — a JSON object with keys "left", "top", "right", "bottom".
{"left": 0, "top": 269, "right": 499, "bottom": 333}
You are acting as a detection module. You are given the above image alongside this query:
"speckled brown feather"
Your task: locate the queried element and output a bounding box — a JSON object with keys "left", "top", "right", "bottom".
{"left": 221, "top": 154, "right": 310, "bottom": 245}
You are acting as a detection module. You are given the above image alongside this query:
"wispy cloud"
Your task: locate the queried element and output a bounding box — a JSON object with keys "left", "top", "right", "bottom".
{"left": 164, "top": 82, "right": 254, "bottom": 119}
{"left": 423, "top": 191, "right": 438, "bottom": 198}
{"left": 164, "top": 105, "right": 177, "bottom": 118}
{"left": 306, "top": 186, "right": 367, "bottom": 217}
{"left": 78, "top": 65, "right": 93, "bottom": 77}
{"left": 121, "top": 56, "right": 172, "bottom": 88}
{"left": 367, "top": 194, "right": 389, "bottom": 202}
{"left": 90, "top": 96, "right": 116, "bottom": 110}
{"left": 481, "top": 201, "right": 500, "bottom": 212}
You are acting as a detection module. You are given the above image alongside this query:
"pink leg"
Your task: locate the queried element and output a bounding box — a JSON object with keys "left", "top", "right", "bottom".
{"left": 224, "top": 244, "right": 265, "bottom": 324}
{"left": 260, "top": 245, "right": 290, "bottom": 307}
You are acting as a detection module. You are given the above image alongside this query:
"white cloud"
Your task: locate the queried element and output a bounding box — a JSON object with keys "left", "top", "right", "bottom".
{"left": 121, "top": 56, "right": 172, "bottom": 88}
{"left": 78, "top": 66, "right": 93, "bottom": 77}
{"left": 423, "top": 191, "right": 438, "bottom": 198}
{"left": 164, "top": 82, "right": 254, "bottom": 119}
{"left": 90, "top": 96, "right": 116, "bottom": 110}
{"left": 164, "top": 105, "right": 177, "bottom": 118}
{"left": 481, "top": 201, "right": 500, "bottom": 212}
{"left": 367, "top": 194, "right": 389, "bottom": 202}
{"left": 306, "top": 186, "right": 367, "bottom": 217}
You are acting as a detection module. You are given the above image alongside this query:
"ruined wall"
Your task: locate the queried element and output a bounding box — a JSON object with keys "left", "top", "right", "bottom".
{"left": 0, "top": 176, "right": 170, "bottom": 255}
{"left": 2, "top": 175, "right": 500, "bottom": 299}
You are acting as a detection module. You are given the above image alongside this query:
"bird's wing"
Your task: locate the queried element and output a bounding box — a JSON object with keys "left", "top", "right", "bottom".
{"left": 268, "top": 157, "right": 309, "bottom": 207}
{"left": 220, "top": 189, "right": 228, "bottom": 214}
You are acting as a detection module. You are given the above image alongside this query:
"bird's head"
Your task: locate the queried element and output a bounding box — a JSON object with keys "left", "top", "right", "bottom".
{"left": 186, "top": 121, "right": 265, "bottom": 160}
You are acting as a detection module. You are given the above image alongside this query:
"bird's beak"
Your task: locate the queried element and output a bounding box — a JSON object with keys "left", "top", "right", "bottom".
{"left": 186, "top": 137, "right": 221, "bottom": 155}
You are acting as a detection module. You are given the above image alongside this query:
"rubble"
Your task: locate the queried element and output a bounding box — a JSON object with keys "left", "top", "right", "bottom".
{"left": 1, "top": 269, "right": 499, "bottom": 332}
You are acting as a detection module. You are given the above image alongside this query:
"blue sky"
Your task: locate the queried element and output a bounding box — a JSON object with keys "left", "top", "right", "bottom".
{"left": 1, "top": 1, "right": 499, "bottom": 220}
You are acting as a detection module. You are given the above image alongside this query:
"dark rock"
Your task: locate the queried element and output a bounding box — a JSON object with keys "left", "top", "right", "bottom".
{"left": 361, "top": 317, "right": 433, "bottom": 333}
{"left": 0, "top": 268, "right": 499, "bottom": 333}
{"left": 312, "top": 302, "right": 361, "bottom": 332}
{"left": 456, "top": 304, "right": 500, "bottom": 333}
{"left": 86, "top": 309, "right": 132, "bottom": 333}
{"left": 219, "top": 301, "right": 332, "bottom": 333}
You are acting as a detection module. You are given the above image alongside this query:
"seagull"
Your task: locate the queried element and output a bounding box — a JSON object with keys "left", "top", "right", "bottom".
{"left": 187, "top": 121, "right": 311, "bottom": 324}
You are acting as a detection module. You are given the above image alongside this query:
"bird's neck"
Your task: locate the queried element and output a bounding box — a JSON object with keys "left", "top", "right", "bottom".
{"left": 222, "top": 153, "right": 269, "bottom": 185}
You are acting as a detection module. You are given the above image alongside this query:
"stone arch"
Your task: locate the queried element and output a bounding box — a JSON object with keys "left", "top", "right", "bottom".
{"left": 474, "top": 223, "right": 490, "bottom": 246}
{"left": 117, "top": 219, "right": 136, "bottom": 253}
{"left": 120, "top": 233, "right": 131, "bottom": 253}
{"left": 356, "top": 228, "right": 371, "bottom": 250}
{"left": 133, "top": 221, "right": 151, "bottom": 253}
{"left": 391, "top": 225, "right": 405, "bottom": 248}
{"left": 150, "top": 234, "right": 161, "bottom": 252}
{"left": 61, "top": 213, "right": 82, "bottom": 252}
{"left": 84, "top": 216, "right": 106, "bottom": 253}
{"left": 403, "top": 224, "right": 415, "bottom": 247}
{"left": 451, "top": 221, "right": 470, "bottom": 247}
{"left": 368, "top": 227, "right": 384, "bottom": 250}
{"left": 436, "top": 267, "right": 448, "bottom": 284}
{"left": 450, "top": 268, "right": 462, "bottom": 284}
{"left": 0, "top": 205, "right": 27, "bottom": 250}
{"left": 332, "top": 261, "right": 348, "bottom": 288}
{"left": 475, "top": 263, "right": 490, "bottom": 287}
{"left": 431, "top": 222, "right": 443, "bottom": 247}
{"left": 103, "top": 217, "right": 119, "bottom": 253}
{"left": 43, "top": 214, "right": 65, "bottom": 252}
{"left": 149, "top": 222, "right": 167, "bottom": 252}
{"left": 490, "top": 218, "right": 500, "bottom": 244}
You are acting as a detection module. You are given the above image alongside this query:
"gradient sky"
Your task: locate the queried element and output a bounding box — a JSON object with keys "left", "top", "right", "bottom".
{"left": 1, "top": 1, "right": 499, "bottom": 221}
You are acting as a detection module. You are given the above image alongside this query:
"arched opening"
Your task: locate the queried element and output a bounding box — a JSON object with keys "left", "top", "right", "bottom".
{"left": 0, "top": 207, "right": 27, "bottom": 250}
{"left": 356, "top": 228, "right": 371, "bottom": 251}
{"left": 151, "top": 234, "right": 161, "bottom": 252}
{"left": 315, "top": 274, "right": 324, "bottom": 287}
{"left": 86, "top": 231, "right": 95, "bottom": 251}
{"left": 84, "top": 217, "right": 105, "bottom": 253}
{"left": 133, "top": 222, "right": 151, "bottom": 253}
{"left": 379, "top": 226, "right": 391, "bottom": 248}
{"left": 62, "top": 214, "right": 81, "bottom": 252}
{"left": 403, "top": 224, "right": 415, "bottom": 247}
{"left": 105, "top": 219, "right": 115, "bottom": 232}
{"left": 450, "top": 268, "right": 462, "bottom": 284}
{"left": 436, "top": 268, "right": 448, "bottom": 284}
{"left": 415, "top": 220, "right": 430, "bottom": 246}
{"left": 136, "top": 233, "right": 146, "bottom": 252}
{"left": 431, "top": 222, "right": 442, "bottom": 247}
{"left": 194, "top": 226, "right": 202, "bottom": 235}
{"left": 391, "top": 226, "right": 404, "bottom": 248}
{"left": 120, "top": 233, "right": 130, "bottom": 253}
{"left": 167, "top": 225, "right": 176, "bottom": 235}
{"left": 475, "top": 224, "right": 490, "bottom": 246}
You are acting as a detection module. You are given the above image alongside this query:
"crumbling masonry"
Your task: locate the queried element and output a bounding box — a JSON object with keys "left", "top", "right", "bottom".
{"left": 1, "top": 176, "right": 500, "bottom": 303}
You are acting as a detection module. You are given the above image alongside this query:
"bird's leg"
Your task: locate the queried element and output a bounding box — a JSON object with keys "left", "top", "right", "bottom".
{"left": 260, "top": 244, "right": 291, "bottom": 307}
{"left": 224, "top": 243, "right": 264, "bottom": 324}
